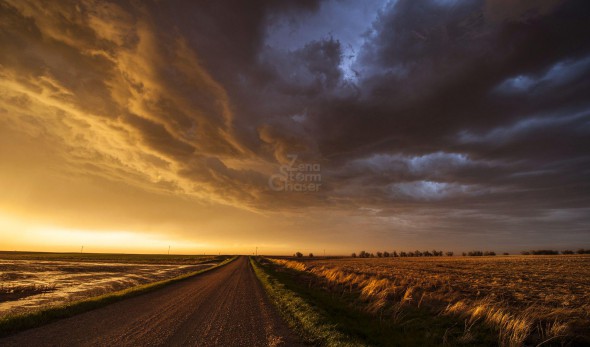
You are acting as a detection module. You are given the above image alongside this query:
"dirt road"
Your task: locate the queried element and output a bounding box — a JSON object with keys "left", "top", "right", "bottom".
{"left": 0, "top": 256, "right": 300, "bottom": 346}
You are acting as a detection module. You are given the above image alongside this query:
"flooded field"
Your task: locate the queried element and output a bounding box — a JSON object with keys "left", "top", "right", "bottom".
{"left": 0, "top": 254, "right": 220, "bottom": 316}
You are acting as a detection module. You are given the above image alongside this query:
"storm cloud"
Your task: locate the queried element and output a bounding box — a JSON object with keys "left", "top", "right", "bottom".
{"left": 1, "top": 0, "right": 589, "bottom": 252}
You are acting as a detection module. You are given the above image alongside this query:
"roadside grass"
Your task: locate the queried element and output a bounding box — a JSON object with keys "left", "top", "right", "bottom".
{"left": 0, "top": 251, "right": 220, "bottom": 264}
{"left": 252, "top": 257, "right": 497, "bottom": 347}
{"left": 250, "top": 256, "right": 365, "bottom": 347}
{"left": 0, "top": 255, "right": 237, "bottom": 337}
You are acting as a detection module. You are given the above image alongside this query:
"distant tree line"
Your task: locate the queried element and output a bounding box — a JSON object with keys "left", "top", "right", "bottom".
{"left": 351, "top": 250, "right": 450, "bottom": 258}
{"left": 521, "top": 249, "right": 590, "bottom": 255}
{"left": 294, "top": 252, "right": 315, "bottom": 257}
{"left": 293, "top": 248, "right": 590, "bottom": 259}
{"left": 461, "top": 251, "right": 496, "bottom": 256}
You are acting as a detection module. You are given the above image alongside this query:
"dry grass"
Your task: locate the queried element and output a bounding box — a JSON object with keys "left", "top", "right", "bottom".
{"left": 269, "top": 255, "right": 590, "bottom": 346}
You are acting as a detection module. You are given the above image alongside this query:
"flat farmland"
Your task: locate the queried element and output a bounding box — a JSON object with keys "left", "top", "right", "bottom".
{"left": 0, "top": 252, "right": 222, "bottom": 317}
{"left": 0, "top": 257, "right": 300, "bottom": 346}
{"left": 268, "top": 255, "right": 590, "bottom": 346}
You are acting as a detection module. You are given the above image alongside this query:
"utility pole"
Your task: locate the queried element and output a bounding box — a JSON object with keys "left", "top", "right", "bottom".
{"left": 168, "top": 245, "right": 170, "bottom": 255}
{"left": 255, "top": 247, "right": 258, "bottom": 256}
{"left": 81, "top": 246, "right": 83, "bottom": 254}
{"left": 324, "top": 249, "right": 326, "bottom": 257}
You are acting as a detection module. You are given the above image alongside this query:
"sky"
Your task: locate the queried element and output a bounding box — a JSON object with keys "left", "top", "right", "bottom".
{"left": 0, "top": 0, "right": 589, "bottom": 255}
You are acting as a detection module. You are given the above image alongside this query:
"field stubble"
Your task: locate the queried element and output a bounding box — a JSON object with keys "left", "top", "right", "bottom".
{"left": 269, "top": 255, "right": 590, "bottom": 346}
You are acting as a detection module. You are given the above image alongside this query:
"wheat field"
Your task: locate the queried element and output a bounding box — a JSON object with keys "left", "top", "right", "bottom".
{"left": 269, "top": 255, "right": 590, "bottom": 346}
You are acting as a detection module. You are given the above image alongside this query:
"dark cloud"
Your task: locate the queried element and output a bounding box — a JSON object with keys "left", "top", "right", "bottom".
{"left": 1, "top": 0, "right": 589, "bottom": 249}
{"left": 311, "top": 0, "right": 590, "bottom": 158}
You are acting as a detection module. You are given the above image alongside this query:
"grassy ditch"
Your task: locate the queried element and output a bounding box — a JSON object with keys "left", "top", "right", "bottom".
{"left": 0, "top": 255, "right": 237, "bottom": 337}
{"left": 250, "top": 256, "right": 365, "bottom": 346}
{"left": 252, "top": 257, "right": 497, "bottom": 347}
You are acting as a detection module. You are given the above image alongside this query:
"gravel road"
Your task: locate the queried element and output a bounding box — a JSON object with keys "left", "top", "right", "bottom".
{"left": 0, "top": 256, "right": 300, "bottom": 346}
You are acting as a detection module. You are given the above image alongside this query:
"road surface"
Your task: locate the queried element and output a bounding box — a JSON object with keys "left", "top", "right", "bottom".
{"left": 0, "top": 256, "right": 300, "bottom": 346}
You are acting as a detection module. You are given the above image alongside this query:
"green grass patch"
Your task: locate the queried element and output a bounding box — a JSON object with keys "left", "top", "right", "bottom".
{"left": 251, "top": 256, "right": 366, "bottom": 346}
{"left": 0, "top": 256, "right": 237, "bottom": 337}
{"left": 252, "top": 257, "right": 497, "bottom": 347}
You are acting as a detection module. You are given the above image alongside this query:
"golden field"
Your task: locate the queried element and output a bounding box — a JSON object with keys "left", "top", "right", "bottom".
{"left": 269, "top": 255, "right": 590, "bottom": 346}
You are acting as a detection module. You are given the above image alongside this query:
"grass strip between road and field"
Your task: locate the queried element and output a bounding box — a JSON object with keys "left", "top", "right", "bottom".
{"left": 250, "top": 256, "right": 367, "bottom": 347}
{"left": 251, "top": 257, "right": 500, "bottom": 347}
{"left": 0, "top": 255, "right": 238, "bottom": 337}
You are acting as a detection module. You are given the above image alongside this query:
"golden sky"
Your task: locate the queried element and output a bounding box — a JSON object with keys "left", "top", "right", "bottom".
{"left": 1, "top": 0, "right": 589, "bottom": 254}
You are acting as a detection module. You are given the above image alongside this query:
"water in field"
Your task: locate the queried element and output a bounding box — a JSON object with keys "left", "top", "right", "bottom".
{"left": 0, "top": 259, "right": 214, "bottom": 316}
